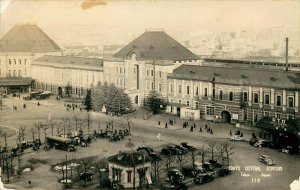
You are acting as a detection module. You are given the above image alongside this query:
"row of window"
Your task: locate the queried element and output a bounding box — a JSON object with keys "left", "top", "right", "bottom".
{"left": 7, "top": 69, "right": 26, "bottom": 77}
{"left": 146, "top": 69, "right": 162, "bottom": 77}
{"left": 116, "top": 67, "right": 124, "bottom": 74}
{"left": 55, "top": 72, "right": 96, "bottom": 84}
{"left": 6, "top": 59, "right": 27, "bottom": 65}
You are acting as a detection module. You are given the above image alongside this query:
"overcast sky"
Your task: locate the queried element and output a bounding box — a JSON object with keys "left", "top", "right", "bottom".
{"left": 1, "top": 0, "right": 300, "bottom": 45}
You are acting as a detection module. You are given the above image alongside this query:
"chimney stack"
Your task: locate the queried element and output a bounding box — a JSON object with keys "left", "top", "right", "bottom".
{"left": 285, "top": 37, "right": 289, "bottom": 71}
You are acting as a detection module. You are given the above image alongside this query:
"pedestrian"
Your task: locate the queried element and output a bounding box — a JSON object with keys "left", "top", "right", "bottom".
{"left": 158, "top": 121, "right": 161, "bottom": 125}
{"left": 165, "top": 122, "right": 168, "bottom": 128}
{"left": 190, "top": 126, "right": 193, "bottom": 132}
{"left": 37, "top": 102, "right": 40, "bottom": 106}
{"left": 157, "top": 133, "right": 161, "bottom": 141}
{"left": 205, "top": 124, "right": 208, "bottom": 129}
{"left": 194, "top": 123, "right": 196, "bottom": 128}
{"left": 241, "top": 133, "right": 243, "bottom": 137}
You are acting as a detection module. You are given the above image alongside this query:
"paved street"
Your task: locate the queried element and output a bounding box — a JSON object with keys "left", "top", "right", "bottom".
{"left": 1, "top": 96, "right": 300, "bottom": 190}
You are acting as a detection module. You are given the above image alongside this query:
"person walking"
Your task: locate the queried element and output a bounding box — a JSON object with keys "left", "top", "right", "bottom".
{"left": 199, "top": 127, "right": 202, "bottom": 133}
{"left": 190, "top": 126, "right": 193, "bottom": 132}
{"left": 165, "top": 122, "right": 168, "bottom": 128}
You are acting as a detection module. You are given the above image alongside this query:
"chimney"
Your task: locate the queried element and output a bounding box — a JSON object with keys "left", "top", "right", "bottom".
{"left": 285, "top": 37, "right": 288, "bottom": 71}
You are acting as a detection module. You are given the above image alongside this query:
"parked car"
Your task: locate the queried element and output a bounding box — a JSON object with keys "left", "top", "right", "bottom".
{"left": 254, "top": 140, "right": 270, "bottom": 148}
{"left": 174, "top": 145, "right": 188, "bottom": 154}
{"left": 193, "top": 174, "right": 214, "bottom": 185}
{"left": 249, "top": 138, "right": 258, "bottom": 146}
{"left": 181, "top": 166, "right": 206, "bottom": 178}
{"left": 166, "top": 145, "right": 183, "bottom": 155}
{"left": 208, "top": 159, "right": 222, "bottom": 168}
{"left": 218, "top": 167, "right": 231, "bottom": 177}
{"left": 202, "top": 162, "right": 214, "bottom": 172}
{"left": 230, "top": 135, "right": 244, "bottom": 141}
{"left": 180, "top": 142, "right": 195, "bottom": 151}
{"left": 166, "top": 169, "right": 184, "bottom": 184}
{"left": 161, "top": 148, "right": 173, "bottom": 156}
{"left": 258, "top": 155, "right": 275, "bottom": 166}
{"left": 281, "top": 145, "right": 299, "bottom": 155}
{"left": 137, "top": 146, "right": 154, "bottom": 154}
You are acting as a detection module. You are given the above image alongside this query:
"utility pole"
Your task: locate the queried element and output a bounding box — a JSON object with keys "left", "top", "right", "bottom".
{"left": 285, "top": 37, "right": 289, "bottom": 71}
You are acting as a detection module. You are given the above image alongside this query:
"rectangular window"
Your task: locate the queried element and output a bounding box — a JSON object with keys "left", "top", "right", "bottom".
{"left": 243, "top": 92, "right": 248, "bottom": 102}
{"left": 206, "top": 106, "right": 214, "bottom": 116}
{"left": 187, "top": 101, "right": 189, "bottom": 106}
{"left": 229, "top": 91, "right": 234, "bottom": 101}
{"left": 195, "top": 87, "right": 199, "bottom": 95}
{"left": 151, "top": 81, "right": 154, "bottom": 90}
{"left": 169, "top": 84, "right": 173, "bottom": 93}
{"left": 219, "top": 90, "right": 223, "bottom": 100}
{"left": 212, "top": 89, "right": 216, "bottom": 98}
{"left": 204, "top": 88, "right": 208, "bottom": 97}
{"left": 264, "top": 94, "right": 270, "bottom": 105}
{"left": 179, "top": 100, "right": 181, "bottom": 104}
{"left": 146, "top": 69, "right": 149, "bottom": 76}
{"left": 187, "top": 86, "right": 190, "bottom": 95}
{"left": 120, "top": 67, "right": 122, "bottom": 74}
{"left": 151, "top": 69, "right": 154, "bottom": 76}
{"left": 276, "top": 95, "right": 281, "bottom": 106}
{"left": 178, "top": 85, "right": 182, "bottom": 93}
{"left": 159, "top": 83, "right": 162, "bottom": 92}
{"left": 127, "top": 171, "right": 132, "bottom": 183}
{"left": 195, "top": 102, "right": 199, "bottom": 109}
{"left": 254, "top": 93, "right": 259, "bottom": 103}
{"left": 159, "top": 71, "right": 162, "bottom": 78}
{"left": 288, "top": 97, "right": 294, "bottom": 108}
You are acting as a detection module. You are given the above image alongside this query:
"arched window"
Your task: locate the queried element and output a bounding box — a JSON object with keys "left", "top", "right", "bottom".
{"left": 19, "top": 59, "right": 22, "bottom": 64}
{"left": 14, "top": 59, "right": 16, "bottom": 65}
{"left": 24, "top": 59, "right": 27, "bottom": 65}
{"left": 9, "top": 59, "right": 11, "bottom": 64}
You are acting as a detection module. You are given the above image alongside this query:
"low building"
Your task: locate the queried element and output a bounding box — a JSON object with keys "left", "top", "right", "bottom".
{"left": 107, "top": 151, "right": 152, "bottom": 189}
{"left": 31, "top": 55, "right": 104, "bottom": 97}
{"left": 166, "top": 65, "right": 300, "bottom": 125}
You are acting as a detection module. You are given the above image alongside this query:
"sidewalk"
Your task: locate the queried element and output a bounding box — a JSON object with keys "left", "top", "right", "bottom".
{"left": 141, "top": 109, "right": 262, "bottom": 141}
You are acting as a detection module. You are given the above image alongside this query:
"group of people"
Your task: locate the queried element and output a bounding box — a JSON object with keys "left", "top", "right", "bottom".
{"left": 64, "top": 103, "right": 82, "bottom": 111}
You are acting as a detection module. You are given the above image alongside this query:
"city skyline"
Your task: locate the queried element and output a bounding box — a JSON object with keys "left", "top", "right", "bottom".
{"left": 1, "top": 0, "right": 300, "bottom": 47}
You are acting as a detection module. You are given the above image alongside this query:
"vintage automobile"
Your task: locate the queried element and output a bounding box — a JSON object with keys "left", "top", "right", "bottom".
{"left": 254, "top": 140, "right": 270, "bottom": 148}
{"left": 230, "top": 135, "right": 245, "bottom": 141}
{"left": 193, "top": 173, "right": 214, "bottom": 185}
{"left": 258, "top": 155, "right": 275, "bottom": 166}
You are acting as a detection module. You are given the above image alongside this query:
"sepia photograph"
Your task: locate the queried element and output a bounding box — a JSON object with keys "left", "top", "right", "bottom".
{"left": 0, "top": 0, "right": 300, "bottom": 189}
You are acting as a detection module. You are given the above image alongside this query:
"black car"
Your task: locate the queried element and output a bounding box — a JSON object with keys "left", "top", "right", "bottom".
{"left": 167, "top": 145, "right": 183, "bottom": 155}
{"left": 161, "top": 147, "right": 173, "bottom": 156}
{"left": 180, "top": 142, "right": 195, "bottom": 151}
{"left": 174, "top": 145, "right": 188, "bottom": 154}
{"left": 167, "top": 169, "right": 184, "bottom": 184}
{"left": 193, "top": 174, "right": 214, "bottom": 185}
{"left": 209, "top": 159, "right": 222, "bottom": 168}
{"left": 182, "top": 166, "right": 206, "bottom": 178}
{"left": 137, "top": 146, "right": 154, "bottom": 154}
{"left": 218, "top": 167, "right": 231, "bottom": 177}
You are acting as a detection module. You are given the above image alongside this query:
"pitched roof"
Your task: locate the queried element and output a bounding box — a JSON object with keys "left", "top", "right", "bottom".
{"left": 0, "top": 25, "right": 61, "bottom": 53}
{"left": 108, "top": 151, "right": 152, "bottom": 167}
{"left": 114, "top": 30, "right": 199, "bottom": 61}
{"left": 33, "top": 55, "right": 103, "bottom": 68}
{"left": 169, "top": 65, "right": 300, "bottom": 89}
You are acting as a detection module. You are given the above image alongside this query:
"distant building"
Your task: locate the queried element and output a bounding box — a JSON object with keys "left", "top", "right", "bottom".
{"left": 166, "top": 65, "right": 300, "bottom": 123}
{"left": 108, "top": 151, "right": 152, "bottom": 189}
{"left": 0, "top": 25, "right": 62, "bottom": 94}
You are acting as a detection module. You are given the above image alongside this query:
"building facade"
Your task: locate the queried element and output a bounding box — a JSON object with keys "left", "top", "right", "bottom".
{"left": 166, "top": 65, "right": 300, "bottom": 124}
{"left": 32, "top": 55, "right": 104, "bottom": 97}
{"left": 0, "top": 25, "right": 62, "bottom": 94}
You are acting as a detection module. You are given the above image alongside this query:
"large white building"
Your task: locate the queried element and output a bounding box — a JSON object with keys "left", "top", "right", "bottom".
{"left": 0, "top": 25, "right": 62, "bottom": 94}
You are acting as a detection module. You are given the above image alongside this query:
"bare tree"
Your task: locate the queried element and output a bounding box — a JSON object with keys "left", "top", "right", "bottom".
{"left": 34, "top": 122, "right": 42, "bottom": 140}
{"left": 42, "top": 123, "right": 49, "bottom": 143}
{"left": 198, "top": 145, "right": 208, "bottom": 165}
{"left": 62, "top": 118, "right": 73, "bottom": 137}
{"left": 163, "top": 155, "right": 175, "bottom": 173}
{"left": 208, "top": 141, "right": 217, "bottom": 161}
{"left": 47, "top": 119, "right": 56, "bottom": 136}
{"left": 73, "top": 115, "right": 79, "bottom": 131}
{"left": 31, "top": 128, "right": 36, "bottom": 142}
{"left": 190, "top": 148, "right": 197, "bottom": 169}
{"left": 19, "top": 126, "right": 26, "bottom": 142}
{"left": 176, "top": 154, "right": 189, "bottom": 171}
{"left": 222, "top": 142, "right": 235, "bottom": 166}
{"left": 151, "top": 156, "right": 163, "bottom": 182}
{"left": 216, "top": 144, "right": 225, "bottom": 166}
